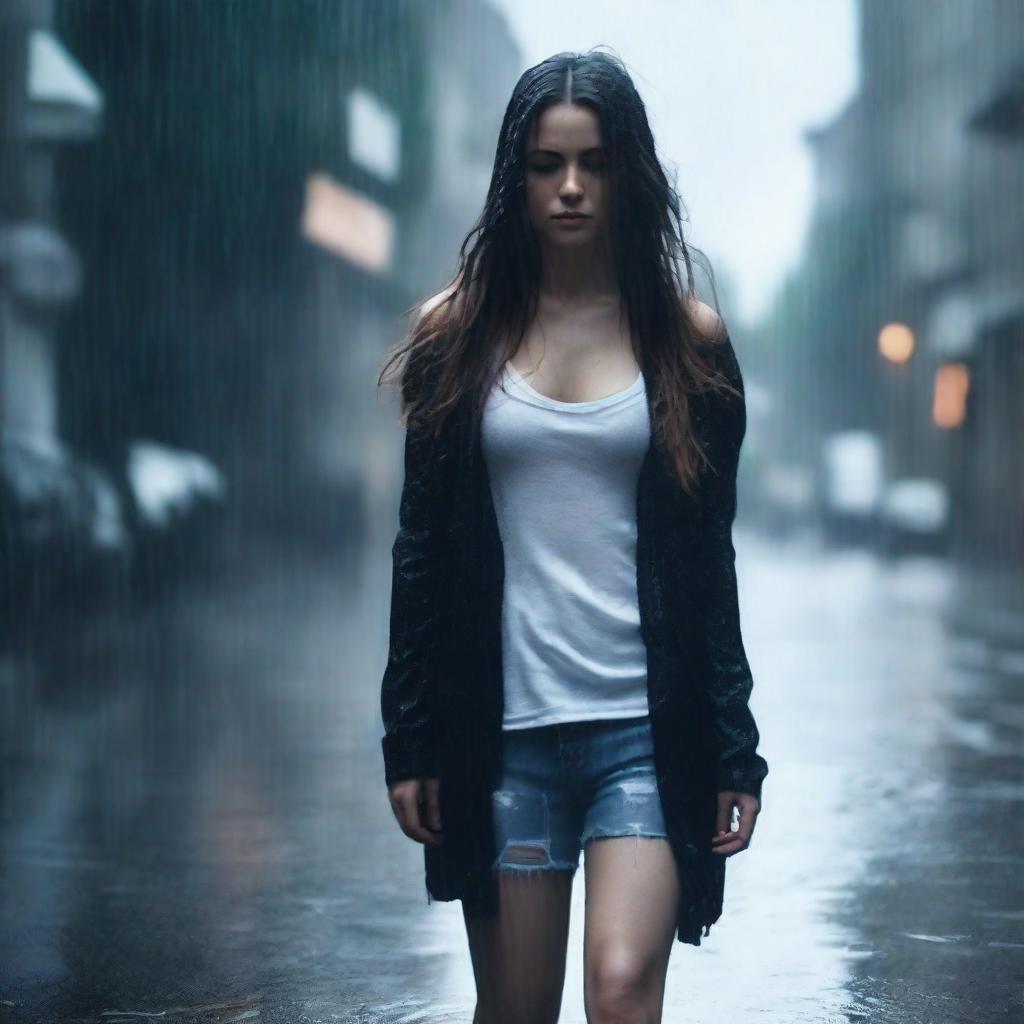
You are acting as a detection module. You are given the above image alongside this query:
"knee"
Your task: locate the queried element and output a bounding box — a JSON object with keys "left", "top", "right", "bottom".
{"left": 586, "top": 951, "right": 659, "bottom": 1022}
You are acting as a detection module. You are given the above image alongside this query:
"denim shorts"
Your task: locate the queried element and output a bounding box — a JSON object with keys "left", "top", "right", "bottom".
{"left": 490, "top": 714, "right": 669, "bottom": 876}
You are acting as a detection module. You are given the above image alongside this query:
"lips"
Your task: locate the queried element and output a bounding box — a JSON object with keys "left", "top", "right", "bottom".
{"left": 553, "top": 213, "right": 588, "bottom": 220}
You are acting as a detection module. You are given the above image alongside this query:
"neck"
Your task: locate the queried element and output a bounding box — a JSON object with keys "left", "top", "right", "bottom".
{"left": 537, "top": 238, "right": 618, "bottom": 306}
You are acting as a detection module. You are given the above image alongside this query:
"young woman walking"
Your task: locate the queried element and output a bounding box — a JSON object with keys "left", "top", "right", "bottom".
{"left": 378, "top": 49, "right": 768, "bottom": 1024}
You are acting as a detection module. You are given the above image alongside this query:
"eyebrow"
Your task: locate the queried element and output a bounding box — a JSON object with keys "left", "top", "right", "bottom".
{"left": 527, "top": 146, "right": 607, "bottom": 157}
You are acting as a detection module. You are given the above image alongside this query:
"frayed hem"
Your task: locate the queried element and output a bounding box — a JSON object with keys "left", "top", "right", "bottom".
{"left": 490, "top": 861, "right": 579, "bottom": 877}
{"left": 581, "top": 830, "right": 669, "bottom": 844}
{"left": 582, "top": 830, "right": 670, "bottom": 868}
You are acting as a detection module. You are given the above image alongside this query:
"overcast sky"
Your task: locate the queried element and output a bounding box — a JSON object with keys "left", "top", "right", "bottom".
{"left": 488, "top": 0, "right": 858, "bottom": 327}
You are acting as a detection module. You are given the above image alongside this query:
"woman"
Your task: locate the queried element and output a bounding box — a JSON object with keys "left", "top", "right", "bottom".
{"left": 378, "top": 50, "right": 768, "bottom": 1023}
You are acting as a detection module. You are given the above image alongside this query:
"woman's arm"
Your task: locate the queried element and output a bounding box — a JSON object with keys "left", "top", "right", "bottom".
{"left": 699, "top": 335, "right": 769, "bottom": 802}
{"left": 379, "top": 295, "right": 458, "bottom": 788}
{"left": 380, "top": 399, "right": 454, "bottom": 789}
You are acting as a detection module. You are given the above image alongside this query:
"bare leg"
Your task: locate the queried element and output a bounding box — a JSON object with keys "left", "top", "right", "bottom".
{"left": 582, "top": 835, "right": 679, "bottom": 1024}
{"left": 463, "top": 857, "right": 575, "bottom": 1024}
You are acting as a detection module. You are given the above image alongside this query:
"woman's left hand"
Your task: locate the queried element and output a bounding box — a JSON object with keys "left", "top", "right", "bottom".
{"left": 711, "top": 790, "right": 760, "bottom": 856}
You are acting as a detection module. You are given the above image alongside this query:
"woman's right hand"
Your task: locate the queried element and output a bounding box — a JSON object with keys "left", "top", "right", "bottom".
{"left": 388, "top": 777, "right": 444, "bottom": 845}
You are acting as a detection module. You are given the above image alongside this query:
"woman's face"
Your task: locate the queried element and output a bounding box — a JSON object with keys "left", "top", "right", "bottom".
{"left": 523, "top": 102, "right": 610, "bottom": 249}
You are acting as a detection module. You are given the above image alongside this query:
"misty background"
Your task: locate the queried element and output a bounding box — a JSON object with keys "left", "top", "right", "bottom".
{"left": 1, "top": 2, "right": 1022, "bottom": 1022}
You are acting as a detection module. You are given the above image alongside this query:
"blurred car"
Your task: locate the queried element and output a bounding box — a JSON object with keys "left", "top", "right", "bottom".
{"left": 878, "top": 477, "right": 950, "bottom": 556}
{"left": 125, "top": 440, "right": 227, "bottom": 530}
{"left": 0, "top": 432, "right": 230, "bottom": 637}
{"left": 0, "top": 430, "right": 132, "bottom": 633}
{"left": 122, "top": 440, "right": 229, "bottom": 595}
{"left": 817, "top": 430, "right": 885, "bottom": 545}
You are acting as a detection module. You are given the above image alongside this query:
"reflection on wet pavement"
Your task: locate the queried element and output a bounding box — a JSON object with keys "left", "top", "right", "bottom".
{"left": 1, "top": 529, "right": 1021, "bottom": 1022}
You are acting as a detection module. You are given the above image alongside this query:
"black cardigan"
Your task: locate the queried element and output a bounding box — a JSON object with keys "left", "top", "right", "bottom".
{"left": 380, "top": 334, "right": 768, "bottom": 945}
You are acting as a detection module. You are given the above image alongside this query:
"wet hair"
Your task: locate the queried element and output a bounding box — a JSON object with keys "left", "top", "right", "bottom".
{"left": 378, "top": 47, "right": 739, "bottom": 495}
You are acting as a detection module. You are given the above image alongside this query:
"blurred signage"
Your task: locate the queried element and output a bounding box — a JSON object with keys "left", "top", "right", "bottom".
{"left": 301, "top": 173, "right": 394, "bottom": 273}
{"left": 346, "top": 86, "right": 401, "bottom": 183}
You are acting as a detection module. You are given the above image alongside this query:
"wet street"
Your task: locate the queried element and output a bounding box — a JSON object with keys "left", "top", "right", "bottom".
{"left": 1, "top": 523, "right": 1022, "bottom": 1023}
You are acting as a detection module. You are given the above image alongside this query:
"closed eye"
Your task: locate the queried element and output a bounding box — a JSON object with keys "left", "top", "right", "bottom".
{"left": 529, "top": 159, "right": 607, "bottom": 174}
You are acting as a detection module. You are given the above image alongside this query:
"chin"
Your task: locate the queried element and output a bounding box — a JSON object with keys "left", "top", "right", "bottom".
{"left": 545, "top": 228, "right": 597, "bottom": 245}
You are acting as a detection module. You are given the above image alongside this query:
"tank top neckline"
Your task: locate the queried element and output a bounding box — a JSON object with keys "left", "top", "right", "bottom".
{"left": 502, "top": 361, "right": 645, "bottom": 413}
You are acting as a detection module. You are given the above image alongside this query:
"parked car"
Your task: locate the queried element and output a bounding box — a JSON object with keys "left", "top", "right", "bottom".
{"left": 0, "top": 430, "right": 132, "bottom": 637}
{"left": 878, "top": 477, "right": 950, "bottom": 556}
{"left": 817, "top": 430, "right": 885, "bottom": 545}
{"left": 0, "top": 431, "right": 230, "bottom": 641}
{"left": 122, "top": 440, "right": 229, "bottom": 596}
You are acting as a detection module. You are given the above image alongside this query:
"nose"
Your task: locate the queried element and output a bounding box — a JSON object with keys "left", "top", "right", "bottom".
{"left": 559, "top": 163, "right": 584, "bottom": 198}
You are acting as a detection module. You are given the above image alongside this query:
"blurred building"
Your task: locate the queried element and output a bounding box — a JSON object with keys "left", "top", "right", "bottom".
{"left": 299, "top": 0, "right": 522, "bottom": 547}
{"left": 1, "top": 0, "right": 521, "bottom": 631}
{"left": 48, "top": 0, "right": 519, "bottom": 544}
{"left": 768, "top": 0, "right": 1024, "bottom": 624}
{"left": 0, "top": 0, "right": 134, "bottom": 632}
{"left": 0, "top": 0, "right": 100, "bottom": 450}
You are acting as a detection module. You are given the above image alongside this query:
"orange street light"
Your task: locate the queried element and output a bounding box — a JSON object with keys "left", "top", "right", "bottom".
{"left": 933, "top": 362, "right": 970, "bottom": 429}
{"left": 878, "top": 322, "right": 915, "bottom": 363}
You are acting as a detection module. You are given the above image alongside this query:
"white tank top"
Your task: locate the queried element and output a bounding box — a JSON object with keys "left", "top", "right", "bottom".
{"left": 481, "top": 359, "right": 652, "bottom": 730}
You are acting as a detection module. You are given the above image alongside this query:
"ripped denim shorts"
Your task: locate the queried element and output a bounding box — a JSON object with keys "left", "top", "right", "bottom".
{"left": 490, "top": 714, "right": 669, "bottom": 875}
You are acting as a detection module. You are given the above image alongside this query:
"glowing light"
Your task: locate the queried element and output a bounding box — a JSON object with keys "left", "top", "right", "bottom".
{"left": 878, "top": 322, "right": 915, "bottom": 363}
{"left": 933, "top": 362, "right": 970, "bottom": 429}
{"left": 301, "top": 173, "right": 394, "bottom": 273}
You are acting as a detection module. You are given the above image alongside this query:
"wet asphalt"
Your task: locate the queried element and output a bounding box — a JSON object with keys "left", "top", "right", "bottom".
{"left": 1, "top": 523, "right": 1021, "bottom": 1023}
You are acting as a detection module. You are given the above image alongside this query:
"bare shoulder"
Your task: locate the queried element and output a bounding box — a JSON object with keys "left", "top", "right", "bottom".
{"left": 418, "top": 285, "right": 455, "bottom": 322}
{"left": 403, "top": 284, "right": 461, "bottom": 405}
{"left": 684, "top": 297, "right": 744, "bottom": 436}
{"left": 415, "top": 279, "right": 468, "bottom": 330}
{"left": 686, "top": 296, "right": 728, "bottom": 343}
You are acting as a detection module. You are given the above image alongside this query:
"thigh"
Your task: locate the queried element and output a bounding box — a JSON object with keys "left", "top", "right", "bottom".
{"left": 582, "top": 836, "right": 678, "bottom": 1015}
{"left": 463, "top": 872, "right": 573, "bottom": 1024}
{"left": 463, "top": 726, "right": 581, "bottom": 1023}
{"left": 579, "top": 718, "right": 679, "bottom": 1009}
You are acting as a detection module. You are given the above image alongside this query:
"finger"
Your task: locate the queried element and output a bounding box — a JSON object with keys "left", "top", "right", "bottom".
{"left": 737, "top": 798, "right": 759, "bottom": 842}
{"left": 397, "top": 791, "right": 442, "bottom": 845}
{"left": 712, "top": 810, "right": 756, "bottom": 856}
{"left": 711, "top": 825, "right": 748, "bottom": 854}
{"left": 397, "top": 786, "right": 442, "bottom": 843}
{"left": 423, "top": 777, "right": 443, "bottom": 834}
{"left": 711, "top": 838, "right": 744, "bottom": 856}
{"left": 389, "top": 784, "right": 437, "bottom": 845}
{"left": 711, "top": 836, "right": 746, "bottom": 856}
{"left": 388, "top": 784, "right": 415, "bottom": 827}
{"left": 715, "top": 793, "right": 735, "bottom": 838}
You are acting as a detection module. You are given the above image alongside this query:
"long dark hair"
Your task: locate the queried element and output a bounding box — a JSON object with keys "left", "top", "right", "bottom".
{"left": 378, "top": 47, "right": 739, "bottom": 496}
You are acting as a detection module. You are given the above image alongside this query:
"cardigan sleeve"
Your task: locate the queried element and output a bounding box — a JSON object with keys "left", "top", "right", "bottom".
{"left": 699, "top": 336, "right": 769, "bottom": 802}
{"left": 380, "top": 398, "right": 454, "bottom": 788}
